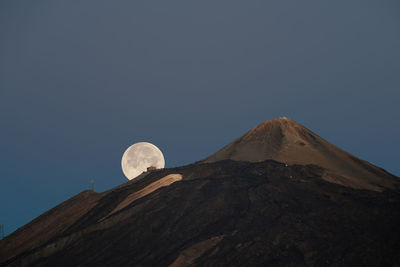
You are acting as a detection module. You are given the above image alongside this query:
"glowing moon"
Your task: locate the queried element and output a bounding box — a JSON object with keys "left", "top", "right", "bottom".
{"left": 121, "top": 142, "right": 165, "bottom": 180}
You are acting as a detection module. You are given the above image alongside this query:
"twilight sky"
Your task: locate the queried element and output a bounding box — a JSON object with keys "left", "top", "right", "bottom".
{"left": 1, "top": 0, "right": 399, "bottom": 236}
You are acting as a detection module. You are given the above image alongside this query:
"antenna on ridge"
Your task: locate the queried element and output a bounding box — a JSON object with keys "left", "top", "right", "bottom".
{"left": 90, "top": 179, "right": 94, "bottom": 191}
{"left": 0, "top": 223, "right": 4, "bottom": 239}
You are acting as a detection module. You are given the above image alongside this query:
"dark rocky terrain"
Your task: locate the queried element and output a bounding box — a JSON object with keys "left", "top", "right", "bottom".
{"left": 1, "top": 118, "right": 399, "bottom": 266}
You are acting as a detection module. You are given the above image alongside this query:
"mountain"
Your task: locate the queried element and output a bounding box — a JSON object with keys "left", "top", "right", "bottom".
{"left": 1, "top": 119, "right": 399, "bottom": 266}
{"left": 201, "top": 117, "right": 399, "bottom": 192}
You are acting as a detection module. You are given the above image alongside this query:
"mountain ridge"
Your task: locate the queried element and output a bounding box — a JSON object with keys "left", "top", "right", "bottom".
{"left": 1, "top": 118, "right": 399, "bottom": 266}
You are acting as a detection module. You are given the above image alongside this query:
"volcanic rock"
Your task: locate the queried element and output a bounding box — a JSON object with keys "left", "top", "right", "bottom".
{"left": 1, "top": 119, "right": 399, "bottom": 266}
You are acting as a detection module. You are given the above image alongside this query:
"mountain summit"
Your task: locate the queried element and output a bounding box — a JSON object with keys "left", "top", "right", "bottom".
{"left": 1, "top": 118, "right": 399, "bottom": 266}
{"left": 201, "top": 117, "right": 398, "bottom": 191}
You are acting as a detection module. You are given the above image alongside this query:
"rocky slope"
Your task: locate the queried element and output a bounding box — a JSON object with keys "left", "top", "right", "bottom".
{"left": 1, "top": 119, "right": 399, "bottom": 266}
{"left": 201, "top": 117, "right": 399, "bottom": 192}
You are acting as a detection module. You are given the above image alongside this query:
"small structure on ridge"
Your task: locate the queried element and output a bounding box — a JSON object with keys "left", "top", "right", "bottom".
{"left": 147, "top": 166, "right": 157, "bottom": 172}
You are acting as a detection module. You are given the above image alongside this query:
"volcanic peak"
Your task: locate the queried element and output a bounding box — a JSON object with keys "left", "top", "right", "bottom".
{"left": 242, "top": 117, "right": 298, "bottom": 142}
{"left": 201, "top": 117, "right": 399, "bottom": 191}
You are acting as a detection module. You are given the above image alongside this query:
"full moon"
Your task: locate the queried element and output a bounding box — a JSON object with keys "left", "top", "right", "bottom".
{"left": 121, "top": 142, "right": 165, "bottom": 180}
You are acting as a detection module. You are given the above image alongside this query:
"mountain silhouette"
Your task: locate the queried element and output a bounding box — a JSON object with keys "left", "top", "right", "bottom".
{"left": 201, "top": 117, "right": 398, "bottom": 191}
{"left": 1, "top": 118, "right": 399, "bottom": 266}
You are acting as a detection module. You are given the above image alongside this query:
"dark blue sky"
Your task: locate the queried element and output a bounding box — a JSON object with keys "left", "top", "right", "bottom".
{"left": 1, "top": 1, "right": 399, "bottom": 236}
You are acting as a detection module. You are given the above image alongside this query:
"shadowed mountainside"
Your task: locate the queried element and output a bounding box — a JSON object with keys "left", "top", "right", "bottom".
{"left": 1, "top": 118, "right": 399, "bottom": 266}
